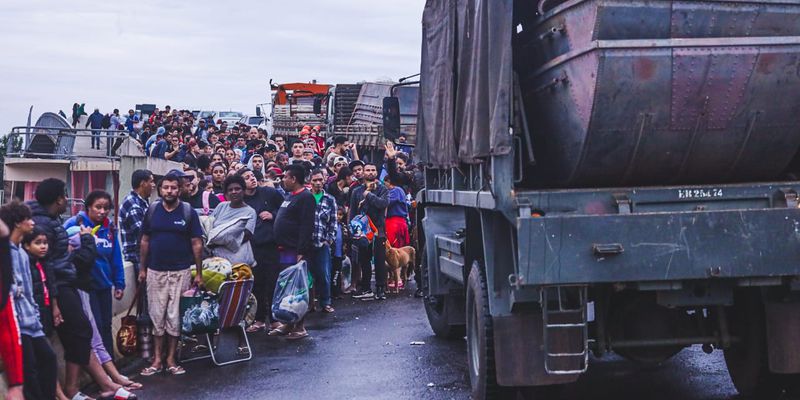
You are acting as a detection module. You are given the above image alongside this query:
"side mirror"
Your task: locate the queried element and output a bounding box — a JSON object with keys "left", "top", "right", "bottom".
{"left": 313, "top": 98, "right": 322, "bottom": 115}
{"left": 382, "top": 96, "right": 401, "bottom": 140}
{"left": 256, "top": 106, "right": 262, "bottom": 117}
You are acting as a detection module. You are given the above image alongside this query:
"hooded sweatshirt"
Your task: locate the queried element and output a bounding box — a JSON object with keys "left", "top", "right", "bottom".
{"left": 246, "top": 156, "right": 266, "bottom": 176}
{"left": 27, "top": 201, "right": 69, "bottom": 292}
{"left": 64, "top": 212, "right": 125, "bottom": 291}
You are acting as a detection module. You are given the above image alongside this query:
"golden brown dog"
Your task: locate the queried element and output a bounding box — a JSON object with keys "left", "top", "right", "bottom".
{"left": 385, "top": 240, "right": 416, "bottom": 293}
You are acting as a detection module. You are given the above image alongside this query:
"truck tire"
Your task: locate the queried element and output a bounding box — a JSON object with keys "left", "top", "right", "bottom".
{"left": 465, "top": 264, "right": 564, "bottom": 399}
{"left": 467, "top": 261, "right": 502, "bottom": 399}
{"left": 724, "top": 290, "right": 799, "bottom": 398}
{"left": 422, "top": 258, "right": 465, "bottom": 339}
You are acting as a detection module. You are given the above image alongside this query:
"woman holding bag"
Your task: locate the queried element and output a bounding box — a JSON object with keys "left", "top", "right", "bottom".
{"left": 64, "top": 190, "right": 125, "bottom": 359}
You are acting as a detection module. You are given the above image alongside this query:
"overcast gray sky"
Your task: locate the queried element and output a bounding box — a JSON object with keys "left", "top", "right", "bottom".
{"left": 0, "top": 0, "right": 424, "bottom": 132}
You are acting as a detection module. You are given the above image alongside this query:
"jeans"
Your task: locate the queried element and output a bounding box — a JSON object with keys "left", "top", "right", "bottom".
{"left": 91, "top": 129, "right": 101, "bottom": 148}
{"left": 89, "top": 288, "right": 114, "bottom": 360}
{"left": 252, "top": 244, "right": 279, "bottom": 323}
{"left": 310, "top": 244, "right": 332, "bottom": 307}
{"left": 21, "top": 334, "right": 57, "bottom": 400}
{"left": 357, "top": 237, "right": 387, "bottom": 292}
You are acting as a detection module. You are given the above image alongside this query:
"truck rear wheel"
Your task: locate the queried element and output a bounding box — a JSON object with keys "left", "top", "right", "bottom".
{"left": 422, "top": 258, "right": 465, "bottom": 339}
{"left": 467, "top": 261, "right": 502, "bottom": 399}
{"left": 724, "top": 290, "right": 799, "bottom": 398}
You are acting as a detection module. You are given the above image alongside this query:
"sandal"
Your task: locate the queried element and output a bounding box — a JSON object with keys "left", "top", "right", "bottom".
{"left": 121, "top": 381, "right": 143, "bottom": 390}
{"left": 166, "top": 365, "right": 186, "bottom": 375}
{"left": 322, "top": 305, "right": 335, "bottom": 313}
{"left": 236, "top": 346, "right": 250, "bottom": 356}
{"left": 191, "top": 344, "right": 208, "bottom": 353}
{"left": 99, "top": 387, "right": 137, "bottom": 400}
{"left": 268, "top": 324, "right": 289, "bottom": 336}
{"left": 286, "top": 330, "right": 309, "bottom": 340}
{"left": 246, "top": 322, "right": 266, "bottom": 333}
{"left": 70, "top": 392, "right": 95, "bottom": 400}
{"left": 139, "top": 366, "right": 162, "bottom": 376}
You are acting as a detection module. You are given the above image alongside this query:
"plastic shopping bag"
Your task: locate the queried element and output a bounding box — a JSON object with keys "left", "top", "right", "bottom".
{"left": 271, "top": 260, "right": 310, "bottom": 324}
{"left": 180, "top": 288, "right": 219, "bottom": 334}
{"left": 341, "top": 256, "right": 352, "bottom": 289}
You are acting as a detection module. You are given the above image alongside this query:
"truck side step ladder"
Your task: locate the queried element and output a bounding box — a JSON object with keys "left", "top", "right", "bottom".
{"left": 542, "top": 286, "right": 589, "bottom": 375}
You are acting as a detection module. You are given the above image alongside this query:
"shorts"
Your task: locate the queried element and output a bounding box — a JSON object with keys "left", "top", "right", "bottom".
{"left": 146, "top": 268, "right": 192, "bottom": 337}
{"left": 55, "top": 286, "right": 92, "bottom": 366}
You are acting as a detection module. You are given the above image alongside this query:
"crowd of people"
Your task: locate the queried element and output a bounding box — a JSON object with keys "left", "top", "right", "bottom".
{"left": 2, "top": 105, "right": 423, "bottom": 399}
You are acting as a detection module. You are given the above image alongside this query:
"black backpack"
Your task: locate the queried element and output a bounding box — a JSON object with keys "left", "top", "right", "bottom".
{"left": 145, "top": 200, "right": 192, "bottom": 234}
{"left": 101, "top": 114, "right": 111, "bottom": 129}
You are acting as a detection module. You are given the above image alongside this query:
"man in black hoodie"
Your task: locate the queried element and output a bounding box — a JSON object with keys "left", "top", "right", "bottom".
{"left": 27, "top": 179, "right": 112, "bottom": 399}
{"left": 349, "top": 163, "right": 389, "bottom": 300}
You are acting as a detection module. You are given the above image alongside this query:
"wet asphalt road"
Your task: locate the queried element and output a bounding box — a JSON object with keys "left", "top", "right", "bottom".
{"left": 132, "top": 285, "right": 756, "bottom": 400}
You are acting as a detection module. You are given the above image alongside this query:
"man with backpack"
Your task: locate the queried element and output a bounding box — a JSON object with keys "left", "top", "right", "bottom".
{"left": 349, "top": 163, "right": 389, "bottom": 300}
{"left": 138, "top": 172, "right": 204, "bottom": 377}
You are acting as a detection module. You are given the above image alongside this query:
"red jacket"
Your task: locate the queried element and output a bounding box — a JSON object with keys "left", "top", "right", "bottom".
{"left": 0, "top": 295, "right": 23, "bottom": 387}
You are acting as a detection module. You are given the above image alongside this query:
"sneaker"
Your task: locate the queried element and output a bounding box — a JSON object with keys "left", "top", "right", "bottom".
{"left": 414, "top": 289, "right": 424, "bottom": 298}
{"left": 352, "top": 290, "right": 374, "bottom": 299}
{"left": 375, "top": 287, "right": 387, "bottom": 300}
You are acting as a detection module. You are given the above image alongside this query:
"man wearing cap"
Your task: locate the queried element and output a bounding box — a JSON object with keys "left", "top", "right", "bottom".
{"left": 302, "top": 148, "right": 315, "bottom": 163}
{"left": 264, "top": 144, "right": 278, "bottom": 162}
{"left": 326, "top": 156, "right": 348, "bottom": 185}
{"left": 396, "top": 133, "right": 413, "bottom": 157}
{"left": 349, "top": 160, "right": 366, "bottom": 188}
{"left": 195, "top": 119, "right": 208, "bottom": 143}
{"left": 145, "top": 129, "right": 165, "bottom": 158}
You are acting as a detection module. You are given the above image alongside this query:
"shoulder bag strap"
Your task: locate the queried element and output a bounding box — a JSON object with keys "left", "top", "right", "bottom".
{"left": 202, "top": 190, "right": 211, "bottom": 216}
{"left": 125, "top": 285, "right": 141, "bottom": 318}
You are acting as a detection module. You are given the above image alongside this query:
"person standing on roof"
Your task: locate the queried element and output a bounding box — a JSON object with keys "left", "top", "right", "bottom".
{"left": 85, "top": 109, "right": 104, "bottom": 149}
{"left": 125, "top": 109, "right": 140, "bottom": 136}
{"left": 109, "top": 109, "right": 122, "bottom": 131}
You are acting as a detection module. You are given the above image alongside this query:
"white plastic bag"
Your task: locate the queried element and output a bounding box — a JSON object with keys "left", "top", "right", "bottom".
{"left": 341, "top": 256, "right": 352, "bottom": 289}
{"left": 271, "top": 260, "right": 310, "bottom": 324}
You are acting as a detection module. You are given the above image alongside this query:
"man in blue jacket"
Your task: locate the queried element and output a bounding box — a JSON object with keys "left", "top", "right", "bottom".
{"left": 85, "top": 109, "right": 104, "bottom": 149}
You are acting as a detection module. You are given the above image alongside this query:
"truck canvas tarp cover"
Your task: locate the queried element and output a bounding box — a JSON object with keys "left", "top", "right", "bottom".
{"left": 418, "top": 0, "right": 514, "bottom": 168}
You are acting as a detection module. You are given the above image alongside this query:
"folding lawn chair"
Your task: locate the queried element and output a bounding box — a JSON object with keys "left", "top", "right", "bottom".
{"left": 179, "top": 279, "right": 255, "bottom": 366}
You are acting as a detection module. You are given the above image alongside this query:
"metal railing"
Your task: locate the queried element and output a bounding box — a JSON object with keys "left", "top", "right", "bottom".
{"left": 6, "top": 126, "right": 136, "bottom": 160}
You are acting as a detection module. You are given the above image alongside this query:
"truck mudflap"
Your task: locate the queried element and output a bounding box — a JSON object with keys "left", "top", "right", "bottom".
{"left": 517, "top": 208, "right": 800, "bottom": 286}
